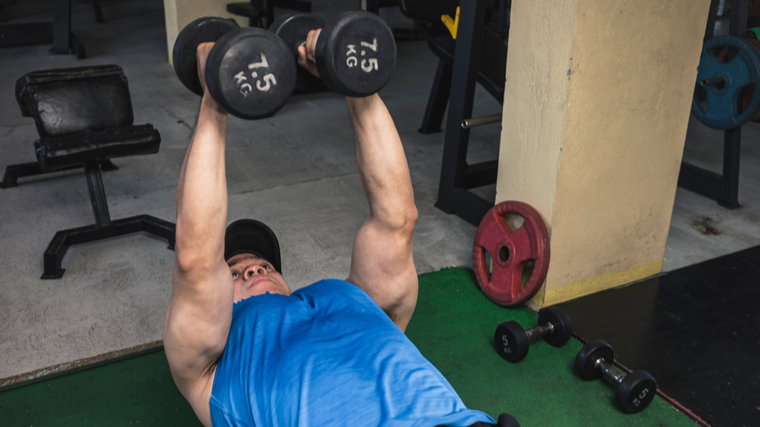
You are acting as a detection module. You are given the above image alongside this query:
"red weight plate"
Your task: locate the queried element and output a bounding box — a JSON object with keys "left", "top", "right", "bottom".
{"left": 472, "top": 201, "right": 550, "bottom": 306}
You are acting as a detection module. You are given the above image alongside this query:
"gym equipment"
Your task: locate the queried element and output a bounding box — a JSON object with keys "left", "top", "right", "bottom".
{"left": 494, "top": 307, "right": 572, "bottom": 362}
{"left": 268, "top": 13, "right": 326, "bottom": 93}
{"left": 269, "top": 11, "right": 396, "bottom": 97}
{"left": 173, "top": 17, "right": 296, "bottom": 120}
{"left": 692, "top": 35, "right": 760, "bottom": 130}
{"left": 496, "top": 413, "right": 520, "bottom": 427}
{"left": 461, "top": 113, "right": 501, "bottom": 129}
{"left": 473, "top": 201, "right": 550, "bottom": 306}
{"left": 724, "top": 38, "right": 760, "bottom": 122}
{"left": 173, "top": 17, "right": 239, "bottom": 97}
{"left": 575, "top": 340, "right": 657, "bottom": 414}
{"left": 3, "top": 65, "right": 175, "bottom": 278}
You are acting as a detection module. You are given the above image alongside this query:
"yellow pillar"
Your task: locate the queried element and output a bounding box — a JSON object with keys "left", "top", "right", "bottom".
{"left": 497, "top": 0, "right": 712, "bottom": 306}
{"left": 163, "top": 0, "right": 248, "bottom": 64}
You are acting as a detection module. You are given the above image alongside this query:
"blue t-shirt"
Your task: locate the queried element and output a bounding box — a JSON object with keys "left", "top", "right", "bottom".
{"left": 210, "top": 279, "right": 494, "bottom": 427}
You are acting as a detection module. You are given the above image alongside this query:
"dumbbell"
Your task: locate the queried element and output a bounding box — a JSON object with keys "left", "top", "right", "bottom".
{"left": 494, "top": 307, "right": 573, "bottom": 362}
{"left": 574, "top": 340, "right": 657, "bottom": 414}
{"left": 173, "top": 17, "right": 296, "bottom": 120}
{"left": 268, "top": 11, "right": 396, "bottom": 97}
{"left": 496, "top": 413, "right": 520, "bottom": 427}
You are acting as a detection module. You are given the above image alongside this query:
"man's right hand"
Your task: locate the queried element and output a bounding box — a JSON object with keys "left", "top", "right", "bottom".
{"left": 196, "top": 42, "right": 215, "bottom": 94}
{"left": 196, "top": 42, "right": 226, "bottom": 114}
{"left": 297, "top": 29, "right": 321, "bottom": 78}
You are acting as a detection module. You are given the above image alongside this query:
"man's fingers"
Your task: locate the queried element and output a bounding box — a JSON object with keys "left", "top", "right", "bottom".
{"left": 297, "top": 45, "right": 308, "bottom": 66}
{"left": 306, "top": 29, "right": 321, "bottom": 63}
{"left": 196, "top": 42, "right": 215, "bottom": 93}
{"left": 297, "top": 33, "right": 320, "bottom": 78}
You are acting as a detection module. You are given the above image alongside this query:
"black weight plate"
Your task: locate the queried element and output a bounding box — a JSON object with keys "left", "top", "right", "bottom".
{"left": 494, "top": 321, "right": 530, "bottom": 363}
{"left": 538, "top": 307, "right": 573, "bottom": 347}
{"left": 315, "top": 11, "right": 396, "bottom": 97}
{"left": 574, "top": 340, "right": 614, "bottom": 381}
{"left": 205, "top": 28, "right": 296, "bottom": 120}
{"left": 616, "top": 370, "right": 657, "bottom": 414}
{"left": 269, "top": 12, "right": 326, "bottom": 93}
{"left": 173, "top": 17, "right": 239, "bottom": 96}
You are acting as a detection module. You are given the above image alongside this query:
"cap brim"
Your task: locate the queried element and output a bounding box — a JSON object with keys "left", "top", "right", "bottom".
{"left": 224, "top": 219, "right": 281, "bottom": 273}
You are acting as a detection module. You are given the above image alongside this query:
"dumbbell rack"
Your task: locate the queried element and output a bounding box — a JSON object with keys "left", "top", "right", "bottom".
{"left": 434, "top": 0, "right": 498, "bottom": 226}
{"left": 678, "top": 0, "right": 747, "bottom": 209}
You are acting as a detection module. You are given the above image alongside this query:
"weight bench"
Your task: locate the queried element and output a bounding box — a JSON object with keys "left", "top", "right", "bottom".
{"left": 1, "top": 65, "right": 175, "bottom": 279}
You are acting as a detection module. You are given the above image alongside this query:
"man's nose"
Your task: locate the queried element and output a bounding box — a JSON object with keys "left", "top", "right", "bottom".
{"left": 244, "top": 265, "right": 266, "bottom": 280}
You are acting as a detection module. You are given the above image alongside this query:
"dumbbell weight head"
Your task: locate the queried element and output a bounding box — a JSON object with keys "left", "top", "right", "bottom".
{"left": 575, "top": 340, "right": 614, "bottom": 381}
{"left": 173, "top": 17, "right": 240, "bottom": 96}
{"left": 205, "top": 28, "right": 297, "bottom": 120}
{"left": 494, "top": 321, "right": 530, "bottom": 362}
{"left": 315, "top": 11, "right": 396, "bottom": 97}
{"left": 616, "top": 370, "right": 657, "bottom": 414}
{"left": 537, "top": 307, "right": 573, "bottom": 347}
{"left": 268, "top": 13, "right": 326, "bottom": 93}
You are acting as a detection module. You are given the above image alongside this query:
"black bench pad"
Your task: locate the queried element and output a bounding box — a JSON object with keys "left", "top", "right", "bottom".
{"left": 34, "top": 124, "right": 160, "bottom": 171}
{"left": 15, "top": 65, "right": 134, "bottom": 137}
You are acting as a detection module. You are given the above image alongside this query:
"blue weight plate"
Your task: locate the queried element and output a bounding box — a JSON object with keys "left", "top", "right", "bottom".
{"left": 692, "top": 35, "right": 760, "bottom": 130}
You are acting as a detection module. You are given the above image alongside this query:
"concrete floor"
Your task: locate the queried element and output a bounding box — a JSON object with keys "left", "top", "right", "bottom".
{"left": 1, "top": 0, "right": 758, "bottom": 382}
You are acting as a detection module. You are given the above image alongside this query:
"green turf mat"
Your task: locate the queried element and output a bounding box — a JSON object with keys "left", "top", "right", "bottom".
{"left": 0, "top": 348, "right": 202, "bottom": 427}
{"left": 0, "top": 267, "right": 697, "bottom": 426}
{"left": 406, "top": 267, "right": 697, "bottom": 426}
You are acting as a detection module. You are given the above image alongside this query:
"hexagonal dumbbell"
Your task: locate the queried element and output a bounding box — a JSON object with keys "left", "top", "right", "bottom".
{"left": 494, "top": 307, "right": 573, "bottom": 363}
{"left": 575, "top": 340, "right": 657, "bottom": 414}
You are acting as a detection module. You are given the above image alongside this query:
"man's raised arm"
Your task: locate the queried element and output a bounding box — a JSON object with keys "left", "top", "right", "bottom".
{"left": 163, "top": 43, "right": 234, "bottom": 420}
{"left": 345, "top": 94, "right": 419, "bottom": 332}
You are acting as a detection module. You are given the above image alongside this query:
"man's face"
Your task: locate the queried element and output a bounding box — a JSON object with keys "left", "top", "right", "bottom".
{"left": 226, "top": 253, "right": 291, "bottom": 302}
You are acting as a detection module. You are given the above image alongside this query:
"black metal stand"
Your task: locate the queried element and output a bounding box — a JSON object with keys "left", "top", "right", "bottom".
{"left": 92, "top": 0, "right": 103, "bottom": 23}
{"left": 0, "top": 159, "right": 117, "bottom": 188}
{"left": 678, "top": 128, "right": 742, "bottom": 208}
{"left": 0, "top": 0, "right": 86, "bottom": 58}
{"left": 434, "top": 0, "right": 497, "bottom": 226}
{"left": 680, "top": 0, "right": 746, "bottom": 208}
{"left": 41, "top": 161, "right": 175, "bottom": 279}
{"left": 419, "top": 60, "right": 453, "bottom": 134}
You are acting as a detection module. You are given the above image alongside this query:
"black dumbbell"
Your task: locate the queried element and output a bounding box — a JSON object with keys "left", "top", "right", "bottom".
{"left": 496, "top": 413, "right": 520, "bottom": 427}
{"left": 575, "top": 340, "right": 657, "bottom": 414}
{"left": 268, "top": 11, "right": 396, "bottom": 97}
{"left": 173, "top": 17, "right": 296, "bottom": 120}
{"left": 494, "top": 307, "right": 573, "bottom": 362}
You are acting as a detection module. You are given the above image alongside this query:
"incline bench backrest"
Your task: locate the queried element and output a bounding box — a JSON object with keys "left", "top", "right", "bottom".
{"left": 15, "top": 65, "right": 134, "bottom": 138}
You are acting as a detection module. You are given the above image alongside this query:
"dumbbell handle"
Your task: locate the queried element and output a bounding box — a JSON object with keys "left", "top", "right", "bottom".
{"left": 594, "top": 357, "right": 626, "bottom": 385}
{"left": 524, "top": 322, "right": 554, "bottom": 342}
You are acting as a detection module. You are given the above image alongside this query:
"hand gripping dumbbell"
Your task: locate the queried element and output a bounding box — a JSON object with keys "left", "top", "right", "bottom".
{"left": 268, "top": 11, "right": 396, "bottom": 97}
{"left": 173, "top": 17, "right": 296, "bottom": 119}
{"left": 575, "top": 340, "right": 657, "bottom": 414}
{"left": 494, "top": 307, "right": 573, "bottom": 362}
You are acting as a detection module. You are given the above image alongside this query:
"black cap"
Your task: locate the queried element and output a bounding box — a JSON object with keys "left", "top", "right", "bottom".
{"left": 224, "top": 219, "right": 282, "bottom": 273}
